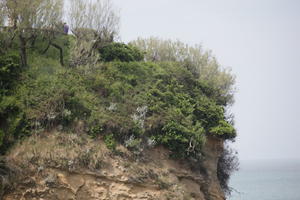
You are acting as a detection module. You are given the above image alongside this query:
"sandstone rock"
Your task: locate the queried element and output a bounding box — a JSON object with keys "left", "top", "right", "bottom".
{"left": 2, "top": 134, "right": 226, "bottom": 200}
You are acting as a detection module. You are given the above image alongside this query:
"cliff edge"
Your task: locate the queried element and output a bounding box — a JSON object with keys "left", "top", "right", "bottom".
{"left": 0, "top": 33, "right": 237, "bottom": 200}
{"left": 1, "top": 132, "right": 225, "bottom": 200}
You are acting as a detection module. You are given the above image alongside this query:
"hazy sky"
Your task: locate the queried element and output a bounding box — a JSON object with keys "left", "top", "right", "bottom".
{"left": 113, "top": 0, "right": 300, "bottom": 161}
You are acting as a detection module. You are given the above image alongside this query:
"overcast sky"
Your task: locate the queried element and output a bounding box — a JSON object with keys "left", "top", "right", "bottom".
{"left": 113, "top": 0, "right": 300, "bottom": 161}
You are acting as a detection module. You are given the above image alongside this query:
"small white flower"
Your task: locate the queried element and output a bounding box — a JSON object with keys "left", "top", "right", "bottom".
{"left": 146, "top": 138, "right": 156, "bottom": 147}
{"left": 108, "top": 103, "right": 117, "bottom": 111}
{"left": 47, "top": 112, "right": 56, "bottom": 120}
{"left": 131, "top": 106, "right": 148, "bottom": 129}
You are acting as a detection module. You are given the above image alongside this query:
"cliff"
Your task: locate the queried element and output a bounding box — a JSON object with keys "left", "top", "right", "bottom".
{"left": 1, "top": 36, "right": 237, "bottom": 199}
{"left": 1, "top": 132, "right": 225, "bottom": 200}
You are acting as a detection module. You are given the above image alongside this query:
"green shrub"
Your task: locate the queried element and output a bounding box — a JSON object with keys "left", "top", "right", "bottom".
{"left": 210, "top": 120, "right": 236, "bottom": 139}
{"left": 130, "top": 37, "right": 235, "bottom": 106}
{"left": 104, "top": 134, "right": 117, "bottom": 151}
{"left": 0, "top": 96, "right": 29, "bottom": 152}
{"left": 193, "top": 97, "right": 224, "bottom": 129}
{"left": 0, "top": 53, "right": 21, "bottom": 93}
{"left": 88, "top": 123, "right": 104, "bottom": 138}
{"left": 153, "top": 119, "right": 205, "bottom": 158}
{"left": 99, "top": 43, "right": 144, "bottom": 62}
{"left": 0, "top": 52, "right": 29, "bottom": 152}
{"left": 124, "top": 135, "right": 142, "bottom": 150}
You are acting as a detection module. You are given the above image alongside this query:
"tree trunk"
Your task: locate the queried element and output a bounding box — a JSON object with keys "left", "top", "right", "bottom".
{"left": 30, "top": 34, "right": 38, "bottom": 48}
{"left": 50, "top": 42, "right": 64, "bottom": 66}
{"left": 42, "top": 41, "right": 51, "bottom": 54}
{"left": 19, "top": 34, "right": 27, "bottom": 68}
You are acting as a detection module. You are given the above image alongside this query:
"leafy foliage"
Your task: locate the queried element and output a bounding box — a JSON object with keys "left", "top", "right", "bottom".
{"left": 0, "top": 53, "right": 21, "bottom": 93}
{"left": 99, "top": 43, "right": 144, "bottom": 62}
{"left": 210, "top": 120, "right": 236, "bottom": 139}
{"left": 0, "top": 53, "right": 28, "bottom": 152}
{"left": 130, "top": 37, "right": 236, "bottom": 105}
{"left": 0, "top": 31, "right": 236, "bottom": 161}
{"left": 0, "top": 55, "right": 235, "bottom": 158}
{"left": 104, "top": 133, "right": 117, "bottom": 151}
{"left": 217, "top": 145, "right": 239, "bottom": 195}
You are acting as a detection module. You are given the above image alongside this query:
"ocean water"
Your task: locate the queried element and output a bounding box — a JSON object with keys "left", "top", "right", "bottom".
{"left": 229, "top": 160, "right": 300, "bottom": 200}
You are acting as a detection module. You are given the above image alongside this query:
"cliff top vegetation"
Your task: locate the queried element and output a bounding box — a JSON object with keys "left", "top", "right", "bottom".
{"left": 0, "top": 0, "right": 237, "bottom": 195}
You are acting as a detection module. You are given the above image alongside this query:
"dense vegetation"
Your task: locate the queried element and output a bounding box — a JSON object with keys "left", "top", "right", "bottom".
{"left": 0, "top": 0, "right": 237, "bottom": 195}
{"left": 0, "top": 40, "right": 236, "bottom": 156}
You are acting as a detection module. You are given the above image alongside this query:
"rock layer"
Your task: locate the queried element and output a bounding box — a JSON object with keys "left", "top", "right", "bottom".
{"left": 1, "top": 133, "right": 225, "bottom": 200}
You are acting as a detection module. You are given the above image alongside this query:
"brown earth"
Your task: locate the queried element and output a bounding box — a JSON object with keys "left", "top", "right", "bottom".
{"left": 0, "top": 132, "right": 225, "bottom": 200}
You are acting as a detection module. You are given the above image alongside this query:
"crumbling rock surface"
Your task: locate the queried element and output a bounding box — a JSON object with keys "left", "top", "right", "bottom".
{"left": 1, "top": 133, "right": 225, "bottom": 200}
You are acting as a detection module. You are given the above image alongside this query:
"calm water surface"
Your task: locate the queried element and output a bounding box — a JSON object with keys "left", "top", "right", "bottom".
{"left": 229, "top": 160, "right": 300, "bottom": 200}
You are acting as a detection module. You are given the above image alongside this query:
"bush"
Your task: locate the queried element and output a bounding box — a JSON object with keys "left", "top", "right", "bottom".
{"left": 124, "top": 135, "right": 142, "bottom": 150}
{"left": 210, "top": 120, "right": 236, "bottom": 139}
{"left": 0, "top": 96, "right": 29, "bottom": 153}
{"left": 0, "top": 53, "right": 28, "bottom": 153}
{"left": 104, "top": 134, "right": 117, "bottom": 151}
{"left": 99, "top": 43, "right": 144, "bottom": 62}
{"left": 0, "top": 53, "right": 21, "bottom": 93}
{"left": 217, "top": 145, "right": 239, "bottom": 196}
{"left": 14, "top": 59, "right": 93, "bottom": 128}
{"left": 193, "top": 97, "right": 224, "bottom": 129}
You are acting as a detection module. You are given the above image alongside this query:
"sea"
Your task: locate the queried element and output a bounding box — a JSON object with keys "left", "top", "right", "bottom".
{"left": 229, "top": 160, "right": 300, "bottom": 200}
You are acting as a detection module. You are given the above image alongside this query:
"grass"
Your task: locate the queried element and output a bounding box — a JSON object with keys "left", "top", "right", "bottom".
{"left": 1, "top": 36, "right": 236, "bottom": 160}
{"left": 8, "top": 131, "right": 106, "bottom": 171}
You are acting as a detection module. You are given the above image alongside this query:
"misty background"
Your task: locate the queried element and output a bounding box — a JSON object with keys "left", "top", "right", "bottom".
{"left": 111, "top": 0, "right": 300, "bottom": 161}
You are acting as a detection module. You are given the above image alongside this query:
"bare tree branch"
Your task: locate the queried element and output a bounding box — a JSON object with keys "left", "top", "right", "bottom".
{"left": 0, "top": 0, "right": 64, "bottom": 67}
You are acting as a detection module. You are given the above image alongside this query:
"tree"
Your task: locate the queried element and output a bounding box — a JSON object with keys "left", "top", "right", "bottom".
{"left": 2, "top": 0, "right": 63, "bottom": 29}
{"left": 0, "top": 0, "right": 64, "bottom": 67}
{"left": 130, "top": 37, "right": 236, "bottom": 105}
{"left": 68, "top": 0, "right": 120, "bottom": 67}
{"left": 0, "top": 1, "right": 5, "bottom": 26}
{"left": 69, "top": 0, "right": 119, "bottom": 44}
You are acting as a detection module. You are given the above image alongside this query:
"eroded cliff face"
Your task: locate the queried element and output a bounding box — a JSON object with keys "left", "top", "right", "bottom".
{"left": 201, "top": 137, "right": 225, "bottom": 200}
{"left": 0, "top": 132, "right": 225, "bottom": 200}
